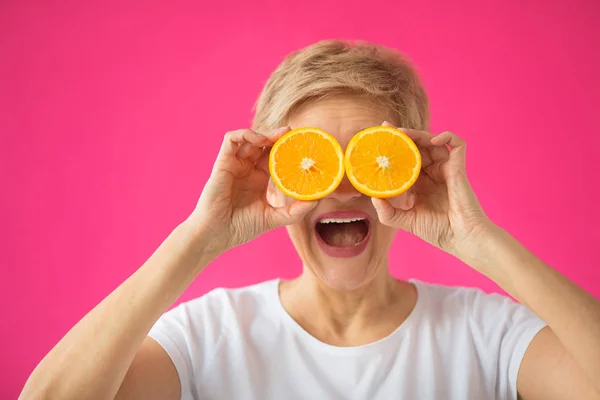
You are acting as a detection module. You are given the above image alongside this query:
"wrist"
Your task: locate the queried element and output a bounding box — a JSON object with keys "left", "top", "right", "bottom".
{"left": 454, "top": 220, "right": 548, "bottom": 293}
{"left": 453, "top": 219, "right": 506, "bottom": 276}
{"left": 136, "top": 218, "right": 224, "bottom": 297}
{"left": 179, "top": 216, "right": 228, "bottom": 260}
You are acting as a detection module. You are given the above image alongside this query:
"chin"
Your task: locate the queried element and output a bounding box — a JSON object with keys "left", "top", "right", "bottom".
{"left": 287, "top": 209, "right": 393, "bottom": 291}
{"left": 311, "top": 252, "right": 379, "bottom": 291}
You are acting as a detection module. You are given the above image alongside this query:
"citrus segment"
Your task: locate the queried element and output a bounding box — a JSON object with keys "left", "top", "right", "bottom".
{"left": 344, "top": 126, "right": 421, "bottom": 198}
{"left": 269, "top": 127, "right": 344, "bottom": 201}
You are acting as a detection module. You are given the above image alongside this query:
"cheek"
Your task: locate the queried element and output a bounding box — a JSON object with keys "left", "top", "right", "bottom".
{"left": 373, "top": 223, "right": 397, "bottom": 247}
{"left": 285, "top": 220, "right": 314, "bottom": 250}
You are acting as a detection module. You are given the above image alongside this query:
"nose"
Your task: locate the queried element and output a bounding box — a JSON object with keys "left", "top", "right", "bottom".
{"left": 326, "top": 177, "right": 363, "bottom": 203}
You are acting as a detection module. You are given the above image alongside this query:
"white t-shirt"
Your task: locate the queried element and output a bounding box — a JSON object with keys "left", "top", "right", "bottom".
{"left": 148, "top": 279, "right": 546, "bottom": 400}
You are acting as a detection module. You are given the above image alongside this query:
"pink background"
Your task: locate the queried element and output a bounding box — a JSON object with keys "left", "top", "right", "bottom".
{"left": 2, "top": 0, "right": 599, "bottom": 397}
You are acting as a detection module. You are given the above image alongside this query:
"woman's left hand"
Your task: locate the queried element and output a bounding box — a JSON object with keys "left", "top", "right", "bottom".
{"left": 371, "top": 121, "right": 492, "bottom": 260}
{"left": 373, "top": 126, "right": 600, "bottom": 399}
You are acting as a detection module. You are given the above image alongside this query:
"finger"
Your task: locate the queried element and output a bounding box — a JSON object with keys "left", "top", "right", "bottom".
{"left": 381, "top": 121, "right": 437, "bottom": 169}
{"left": 255, "top": 152, "right": 270, "bottom": 175}
{"left": 431, "top": 131, "right": 467, "bottom": 174}
{"left": 423, "top": 162, "right": 447, "bottom": 183}
{"left": 266, "top": 126, "right": 291, "bottom": 142}
{"left": 382, "top": 121, "right": 439, "bottom": 149}
{"left": 266, "top": 178, "right": 285, "bottom": 208}
{"left": 371, "top": 198, "right": 413, "bottom": 231}
{"left": 238, "top": 126, "right": 292, "bottom": 171}
{"left": 266, "top": 200, "right": 318, "bottom": 228}
{"left": 429, "top": 145, "right": 449, "bottom": 163}
{"left": 224, "top": 126, "right": 291, "bottom": 163}
{"left": 237, "top": 142, "right": 265, "bottom": 161}
{"left": 248, "top": 145, "right": 267, "bottom": 164}
{"left": 387, "top": 191, "right": 416, "bottom": 211}
{"left": 420, "top": 147, "right": 434, "bottom": 168}
{"left": 250, "top": 126, "right": 291, "bottom": 166}
{"left": 431, "top": 130, "right": 466, "bottom": 148}
{"left": 220, "top": 129, "right": 270, "bottom": 159}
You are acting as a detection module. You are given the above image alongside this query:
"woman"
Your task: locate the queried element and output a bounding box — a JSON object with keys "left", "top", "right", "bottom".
{"left": 21, "top": 40, "right": 600, "bottom": 400}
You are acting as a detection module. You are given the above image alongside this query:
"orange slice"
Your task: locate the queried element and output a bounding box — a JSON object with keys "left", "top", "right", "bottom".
{"left": 269, "top": 127, "right": 344, "bottom": 201}
{"left": 344, "top": 126, "right": 421, "bottom": 198}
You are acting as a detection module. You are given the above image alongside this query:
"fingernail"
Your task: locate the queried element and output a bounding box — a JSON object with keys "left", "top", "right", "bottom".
{"left": 382, "top": 120, "right": 392, "bottom": 126}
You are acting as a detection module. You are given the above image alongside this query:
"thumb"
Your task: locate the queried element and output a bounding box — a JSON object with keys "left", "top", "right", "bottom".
{"left": 267, "top": 200, "right": 317, "bottom": 228}
{"left": 371, "top": 198, "right": 413, "bottom": 231}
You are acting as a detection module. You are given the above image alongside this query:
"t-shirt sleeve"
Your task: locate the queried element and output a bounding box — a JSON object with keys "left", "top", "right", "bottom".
{"left": 148, "top": 303, "right": 197, "bottom": 400}
{"left": 468, "top": 289, "right": 547, "bottom": 400}
{"left": 148, "top": 290, "right": 227, "bottom": 400}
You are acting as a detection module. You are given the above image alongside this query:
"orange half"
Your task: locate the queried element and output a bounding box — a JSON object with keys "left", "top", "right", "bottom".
{"left": 344, "top": 126, "right": 421, "bottom": 198}
{"left": 269, "top": 127, "right": 345, "bottom": 201}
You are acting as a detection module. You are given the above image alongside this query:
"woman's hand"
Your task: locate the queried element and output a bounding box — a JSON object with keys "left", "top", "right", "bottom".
{"left": 188, "top": 127, "right": 317, "bottom": 254}
{"left": 371, "top": 125, "right": 600, "bottom": 399}
{"left": 371, "top": 121, "right": 491, "bottom": 260}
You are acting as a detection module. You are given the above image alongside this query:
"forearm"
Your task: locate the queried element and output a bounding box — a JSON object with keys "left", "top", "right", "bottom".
{"left": 462, "top": 223, "right": 600, "bottom": 388}
{"left": 20, "top": 219, "right": 218, "bottom": 400}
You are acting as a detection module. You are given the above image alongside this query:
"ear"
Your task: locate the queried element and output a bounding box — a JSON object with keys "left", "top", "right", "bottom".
{"left": 387, "top": 189, "right": 416, "bottom": 211}
{"left": 266, "top": 178, "right": 287, "bottom": 208}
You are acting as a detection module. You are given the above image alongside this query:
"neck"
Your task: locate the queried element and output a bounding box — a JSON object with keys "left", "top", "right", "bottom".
{"left": 279, "top": 266, "right": 416, "bottom": 346}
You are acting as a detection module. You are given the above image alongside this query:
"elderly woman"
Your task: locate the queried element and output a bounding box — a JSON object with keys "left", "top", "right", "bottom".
{"left": 21, "top": 40, "right": 600, "bottom": 400}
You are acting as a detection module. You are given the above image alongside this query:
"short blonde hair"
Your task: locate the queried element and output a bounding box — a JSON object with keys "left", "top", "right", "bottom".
{"left": 252, "top": 40, "right": 430, "bottom": 132}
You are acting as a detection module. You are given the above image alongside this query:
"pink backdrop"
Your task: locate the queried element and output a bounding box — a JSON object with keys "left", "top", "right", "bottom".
{"left": 2, "top": 0, "right": 599, "bottom": 397}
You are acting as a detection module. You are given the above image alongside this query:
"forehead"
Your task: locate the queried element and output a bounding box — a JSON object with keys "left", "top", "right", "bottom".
{"left": 287, "top": 96, "right": 392, "bottom": 148}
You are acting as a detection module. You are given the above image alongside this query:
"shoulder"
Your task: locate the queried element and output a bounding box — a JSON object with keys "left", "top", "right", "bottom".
{"left": 413, "top": 281, "right": 546, "bottom": 366}
{"left": 413, "top": 279, "right": 518, "bottom": 316}
{"left": 146, "top": 280, "right": 279, "bottom": 397}
{"left": 411, "top": 281, "right": 546, "bottom": 399}
{"left": 412, "top": 279, "right": 545, "bottom": 339}
{"left": 194, "top": 278, "right": 278, "bottom": 313}
{"left": 173, "top": 279, "right": 278, "bottom": 328}
{"left": 148, "top": 279, "right": 279, "bottom": 352}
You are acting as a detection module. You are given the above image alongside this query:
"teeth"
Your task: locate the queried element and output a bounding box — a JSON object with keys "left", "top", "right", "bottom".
{"left": 318, "top": 217, "right": 366, "bottom": 224}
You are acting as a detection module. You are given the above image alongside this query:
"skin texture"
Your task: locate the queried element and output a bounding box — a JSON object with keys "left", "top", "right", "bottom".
{"left": 20, "top": 96, "right": 600, "bottom": 400}
{"left": 270, "top": 99, "right": 418, "bottom": 346}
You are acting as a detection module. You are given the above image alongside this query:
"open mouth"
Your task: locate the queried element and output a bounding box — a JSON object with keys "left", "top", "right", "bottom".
{"left": 315, "top": 217, "right": 371, "bottom": 248}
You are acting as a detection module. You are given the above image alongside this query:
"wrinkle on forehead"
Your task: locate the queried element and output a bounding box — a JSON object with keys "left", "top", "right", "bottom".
{"left": 287, "top": 96, "right": 397, "bottom": 147}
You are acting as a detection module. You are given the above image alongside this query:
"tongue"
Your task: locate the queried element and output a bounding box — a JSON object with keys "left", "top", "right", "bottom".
{"left": 318, "top": 222, "right": 368, "bottom": 247}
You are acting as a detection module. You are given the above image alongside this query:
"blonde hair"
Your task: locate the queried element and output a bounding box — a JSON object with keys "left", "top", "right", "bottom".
{"left": 252, "top": 40, "right": 430, "bottom": 132}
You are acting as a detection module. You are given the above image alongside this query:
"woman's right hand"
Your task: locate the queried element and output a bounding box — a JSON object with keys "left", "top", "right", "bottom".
{"left": 188, "top": 127, "right": 317, "bottom": 254}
